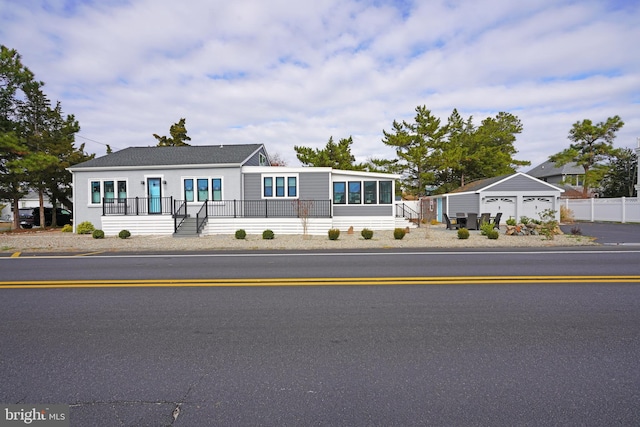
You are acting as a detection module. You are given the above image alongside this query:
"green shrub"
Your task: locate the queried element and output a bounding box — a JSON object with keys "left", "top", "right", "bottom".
{"left": 487, "top": 230, "right": 499, "bottom": 240}
{"left": 480, "top": 222, "right": 494, "bottom": 236}
{"left": 61, "top": 224, "right": 73, "bottom": 233}
{"left": 76, "top": 221, "right": 95, "bottom": 234}
{"left": 519, "top": 216, "right": 530, "bottom": 225}
{"left": 92, "top": 229, "right": 105, "bottom": 239}
{"left": 328, "top": 228, "right": 340, "bottom": 240}
{"left": 262, "top": 229, "right": 274, "bottom": 240}
{"left": 118, "top": 229, "right": 131, "bottom": 239}
{"left": 235, "top": 229, "right": 247, "bottom": 240}
{"left": 457, "top": 228, "right": 470, "bottom": 239}
{"left": 361, "top": 228, "right": 374, "bottom": 240}
{"left": 506, "top": 217, "right": 517, "bottom": 226}
{"left": 393, "top": 228, "right": 406, "bottom": 240}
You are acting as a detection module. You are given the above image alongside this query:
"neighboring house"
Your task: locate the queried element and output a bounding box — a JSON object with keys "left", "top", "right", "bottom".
{"left": 432, "top": 172, "right": 564, "bottom": 222}
{"left": 1, "top": 190, "right": 52, "bottom": 222}
{"left": 68, "top": 144, "right": 405, "bottom": 236}
{"left": 527, "top": 160, "right": 586, "bottom": 190}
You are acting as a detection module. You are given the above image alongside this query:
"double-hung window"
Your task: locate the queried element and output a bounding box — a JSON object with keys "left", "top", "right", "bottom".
{"left": 379, "top": 181, "right": 392, "bottom": 204}
{"left": 184, "top": 179, "right": 194, "bottom": 202}
{"left": 263, "top": 174, "right": 298, "bottom": 199}
{"left": 212, "top": 178, "right": 222, "bottom": 201}
{"left": 90, "top": 179, "right": 127, "bottom": 205}
{"left": 364, "top": 181, "right": 377, "bottom": 204}
{"left": 91, "top": 181, "right": 101, "bottom": 204}
{"left": 197, "top": 179, "right": 209, "bottom": 201}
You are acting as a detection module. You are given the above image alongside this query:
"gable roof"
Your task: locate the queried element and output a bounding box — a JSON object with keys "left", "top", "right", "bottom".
{"left": 527, "top": 160, "right": 584, "bottom": 178}
{"left": 69, "top": 144, "right": 265, "bottom": 170}
{"left": 448, "top": 172, "right": 563, "bottom": 195}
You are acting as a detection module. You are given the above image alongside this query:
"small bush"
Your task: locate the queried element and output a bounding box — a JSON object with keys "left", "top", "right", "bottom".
{"left": 560, "top": 205, "right": 575, "bottom": 223}
{"left": 571, "top": 226, "right": 582, "bottom": 236}
{"left": 235, "top": 229, "right": 247, "bottom": 240}
{"left": 519, "top": 216, "right": 530, "bottom": 225}
{"left": 430, "top": 218, "right": 439, "bottom": 225}
{"left": 262, "top": 229, "right": 274, "bottom": 240}
{"left": 487, "top": 230, "right": 499, "bottom": 240}
{"left": 480, "top": 222, "right": 494, "bottom": 236}
{"left": 328, "top": 228, "right": 340, "bottom": 240}
{"left": 76, "top": 221, "right": 95, "bottom": 234}
{"left": 118, "top": 229, "right": 131, "bottom": 239}
{"left": 361, "top": 228, "right": 374, "bottom": 240}
{"left": 61, "top": 224, "right": 73, "bottom": 233}
{"left": 506, "top": 218, "right": 517, "bottom": 226}
{"left": 393, "top": 228, "right": 406, "bottom": 240}
{"left": 457, "top": 228, "right": 470, "bottom": 239}
{"left": 92, "top": 229, "right": 105, "bottom": 239}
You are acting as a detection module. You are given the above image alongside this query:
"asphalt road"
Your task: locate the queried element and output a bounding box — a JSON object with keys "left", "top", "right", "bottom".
{"left": 1, "top": 281, "right": 639, "bottom": 426}
{"left": 2, "top": 249, "right": 640, "bottom": 426}
{"left": 560, "top": 221, "right": 640, "bottom": 244}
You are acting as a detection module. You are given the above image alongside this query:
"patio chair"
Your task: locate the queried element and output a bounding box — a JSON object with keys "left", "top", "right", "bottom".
{"left": 443, "top": 213, "right": 458, "bottom": 230}
{"left": 466, "top": 213, "right": 478, "bottom": 230}
{"left": 479, "top": 213, "right": 491, "bottom": 227}
{"left": 492, "top": 212, "right": 503, "bottom": 230}
{"left": 455, "top": 212, "right": 467, "bottom": 228}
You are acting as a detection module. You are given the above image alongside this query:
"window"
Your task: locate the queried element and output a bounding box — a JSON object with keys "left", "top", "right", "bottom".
{"left": 89, "top": 179, "right": 127, "bottom": 205}
{"left": 197, "top": 179, "right": 208, "bottom": 201}
{"left": 379, "top": 181, "right": 392, "bottom": 204}
{"left": 259, "top": 153, "right": 268, "bottom": 166}
{"left": 333, "top": 182, "right": 346, "bottom": 204}
{"left": 263, "top": 174, "right": 298, "bottom": 198}
{"left": 288, "top": 177, "right": 297, "bottom": 197}
{"left": 117, "top": 181, "right": 127, "bottom": 202}
{"left": 276, "top": 177, "right": 285, "bottom": 197}
{"left": 184, "top": 179, "right": 194, "bottom": 202}
{"left": 212, "top": 178, "right": 222, "bottom": 201}
{"left": 348, "top": 181, "right": 361, "bottom": 204}
{"left": 264, "top": 177, "right": 273, "bottom": 197}
{"left": 364, "top": 181, "right": 377, "bottom": 204}
{"left": 91, "top": 181, "right": 101, "bottom": 204}
{"left": 104, "top": 181, "right": 115, "bottom": 201}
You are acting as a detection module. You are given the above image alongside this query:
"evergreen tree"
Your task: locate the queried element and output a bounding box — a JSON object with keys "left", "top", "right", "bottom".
{"left": 153, "top": 118, "right": 191, "bottom": 146}
{"left": 294, "top": 136, "right": 364, "bottom": 170}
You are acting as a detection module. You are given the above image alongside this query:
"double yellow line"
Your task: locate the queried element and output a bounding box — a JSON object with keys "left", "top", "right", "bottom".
{"left": 1, "top": 276, "right": 639, "bottom": 289}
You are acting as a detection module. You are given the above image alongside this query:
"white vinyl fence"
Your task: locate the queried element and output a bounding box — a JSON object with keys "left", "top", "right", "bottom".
{"left": 563, "top": 197, "right": 640, "bottom": 223}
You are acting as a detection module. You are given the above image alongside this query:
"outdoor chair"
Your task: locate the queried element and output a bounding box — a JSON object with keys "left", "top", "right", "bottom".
{"left": 479, "top": 213, "right": 491, "bottom": 227}
{"left": 492, "top": 212, "right": 503, "bottom": 230}
{"left": 466, "top": 213, "right": 478, "bottom": 230}
{"left": 443, "top": 213, "right": 458, "bottom": 230}
{"left": 455, "top": 212, "right": 467, "bottom": 228}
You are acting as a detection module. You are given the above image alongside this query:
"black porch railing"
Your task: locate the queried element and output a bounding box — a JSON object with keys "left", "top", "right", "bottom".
{"left": 103, "top": 197, "right": 173, "bottom": 215}
{"left": 395, "top": 203, "right": 420, "bottom": 226}
{"left": 207, "top": 199, "right": 332, "bottom": 218}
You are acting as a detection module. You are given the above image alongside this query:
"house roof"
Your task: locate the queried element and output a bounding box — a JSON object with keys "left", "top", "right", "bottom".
{"left": 446, "top": 172, "right": 563, "bottom": 195}
{"left": 527, "top": 160, "right": 584, "bottom": 178}
{"left": 69, "top": 144, "right": 265, "bottom": 169}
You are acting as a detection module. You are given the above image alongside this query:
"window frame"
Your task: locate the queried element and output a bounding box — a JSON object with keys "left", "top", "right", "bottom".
{"left": 333, "top": 182, "right": 346, "bottom": 204}
{"left": 348, "top": 181, "right": 361, "bottom": 204}
{"left": 89, "top": 178, "right": 128, "bottom": 206}
{"left": 262, "top": 173, "right": 299, "bottom": 199}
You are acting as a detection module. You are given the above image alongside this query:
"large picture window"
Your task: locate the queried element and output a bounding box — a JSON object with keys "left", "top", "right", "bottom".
{"left": 364, "top": 181, "right": 377, "bottom": 204}
{"left": 348, "top": 181, "right": 361, "bottom": 204}
{"left": 333, "top": 182, "right": 346, "bottom": 204}
{"left": 379, "top": 181, "right": 392, "bottom": 204}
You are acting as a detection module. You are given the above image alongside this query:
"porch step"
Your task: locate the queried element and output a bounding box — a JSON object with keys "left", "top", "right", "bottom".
{"left": 395, "top": 217, "right": 418, "bottom": 228}
{"left": 173, "top": 217, "right": 204, "bottom": 237}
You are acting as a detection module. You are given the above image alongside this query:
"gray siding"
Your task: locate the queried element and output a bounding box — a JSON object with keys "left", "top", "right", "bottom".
{"left": 243, "top": 147, "right": 268, "bottom": 166}
{"left": 334, "top": 205, "right": 393, "bottom": 217}
{"left": 243, "top": 174, "right": 261, "bottom": 199}
{"left": 448, "top": 193, "right": 479, "bottom": 214}
{"left": 490, "top": 174, "right": 555, "bottom": 192}
{"left": 300, "top": 172, "right": 330, "bottom": 199}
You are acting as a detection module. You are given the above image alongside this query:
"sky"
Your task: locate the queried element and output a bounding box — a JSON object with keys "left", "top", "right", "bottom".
{"left": 1, "top": 0, "right": 639, "bottom": 169}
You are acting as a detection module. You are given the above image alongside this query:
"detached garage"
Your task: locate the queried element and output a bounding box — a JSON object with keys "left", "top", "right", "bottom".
{"left": 434, "top": 173, "right": 564, "bottom": 223}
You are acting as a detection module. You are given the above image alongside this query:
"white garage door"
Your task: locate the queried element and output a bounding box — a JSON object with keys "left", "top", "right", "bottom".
{"left": 522, "top": 196, "right": 553, "bottom": 221}
{"left": 484, "top": 197, "right": 516, "bottom": 221}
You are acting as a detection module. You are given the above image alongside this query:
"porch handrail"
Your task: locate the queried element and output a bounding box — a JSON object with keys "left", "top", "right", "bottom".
{"left": 173, "top": 199, "right": 187, "bottom": 233}
{"left": 196, "top": 201, "right": 208, "bottom": 233}
{"left": 206, "top": 199, "right": 332, "bottom": 218}
{"left": 103, "top": 196, "right": 173, "bottom": 215}
{"left": 395, "top": 202, "right": 420, "bottom": 226}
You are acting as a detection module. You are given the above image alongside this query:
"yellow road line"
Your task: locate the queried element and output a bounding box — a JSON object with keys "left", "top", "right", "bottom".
{"left": 10, "top": 252, "right": 20, "bottom": 258}
{"left": 0, "top": 276, "right": 639, "bottom": 289}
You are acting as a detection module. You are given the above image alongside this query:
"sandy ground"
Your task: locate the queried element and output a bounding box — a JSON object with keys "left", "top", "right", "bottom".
{"left": 0, "top": 223, "right": 597, "bottom": 253}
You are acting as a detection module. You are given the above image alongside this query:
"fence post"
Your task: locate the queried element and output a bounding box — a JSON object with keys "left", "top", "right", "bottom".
{"left": 234, "top": 200, "right": 237, "bottom": 218}
{"left": 622, "top": 196, "right": 626, "bottom": 223}
{"left": 102, "top": 198, "right": 105, "bottom": 216}
{"left": 135, "top": 197, "right": 139, "bottom": 215}
{"left": 590, "top": 198, "right": 594, "bottom": 222}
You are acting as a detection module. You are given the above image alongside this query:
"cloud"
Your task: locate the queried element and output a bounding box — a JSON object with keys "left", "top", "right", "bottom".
{"left": 1, "top": 0, "right": 638, "bottom": 170}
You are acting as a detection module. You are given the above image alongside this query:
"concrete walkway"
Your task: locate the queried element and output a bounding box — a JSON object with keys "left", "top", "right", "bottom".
{"left": 561, "top": 221, "right": 640, "bottom": 245}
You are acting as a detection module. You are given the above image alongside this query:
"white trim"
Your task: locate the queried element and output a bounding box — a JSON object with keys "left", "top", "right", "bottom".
{"left": 261, "top": 173, "right": 300, "bottom": 199}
